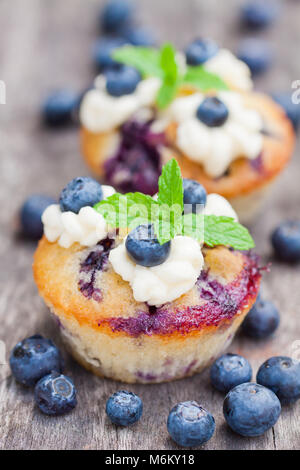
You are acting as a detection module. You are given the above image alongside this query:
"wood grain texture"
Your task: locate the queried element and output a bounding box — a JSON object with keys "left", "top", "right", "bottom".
{"left": 0, "top": 0, "right": 300, "bottom": 450}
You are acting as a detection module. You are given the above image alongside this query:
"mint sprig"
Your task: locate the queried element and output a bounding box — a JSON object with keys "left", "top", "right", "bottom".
{"left": 112, "top": 43, "right": 228, "bottom": 109}
{"left": 94, "top": 159, "right": 255, "bottom": 251}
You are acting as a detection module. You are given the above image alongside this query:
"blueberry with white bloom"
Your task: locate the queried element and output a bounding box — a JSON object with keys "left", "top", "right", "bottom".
{"left": 42, "top": 90, "right": 78, "bottom": 127}
{"left": 257, "top": 356, "right": 300, "bottom": 405}
{"left": 93, "top": 37, "right": 127, "bottom": 71}
{"left": 241, "top": 298, "right": 280, "bottom": 339}
{"left": 210, "top": 354, "right": 252, "bottom": 393}
{"left": 126, "top": 224, "right": 171, "bottom": 267}
{"left": 237, "top": 39, "right": 273, "bottom": 76}
{"left": 271, "top": 220, "right": 300, "bottom": 262}
{"left": 106, "top": 65, "right": 141, "bottom": 97}
{"left": 35, "top": 372, "right": 77, "bottom": 415}
{"left": 183, "top": 179, "right": 207, "bottom": 214}
{"left": 106, "top": 390, "right": 143, "bottom": 426}
{"left": 241, "top": 1, "right": 279, "bottom": 30}
{"left": 185, "top": 38, "right": 219, "bottom": 66}
{"left": 100, "top": 0, "right": 133, "bottom": 33}
{"left": 167, "top": 401, "right": 215, "bottom": 447}
{"left": 125, "top": 27, "right": 156, "bottom": 47}
{"left": 59, "top": 177, "right": 103, "bottom": 213}
{"left": 196, "top": 97, "right": 229, "bottom": 127}
{"left": 20, "top": 195, "right": 56, "bottom": 239}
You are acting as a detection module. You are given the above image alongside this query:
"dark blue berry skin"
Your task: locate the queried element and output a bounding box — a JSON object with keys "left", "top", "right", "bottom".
{"left": 271, "top": 221, "right": 300, "bottom": 263}
{"left": 237, "top": 39, "right": 272, "bottom": 76}
{"left": 241, "top": 299, "right": 280, "bottom": 339}
{"left": 34, "top": 372, "right": 77, "bottom": 416}
{"left": 100, "top": 0, "right": 133, "bottom": 33}
{"left": 196, "top": 97, "right": 229, "bottom": 127}
{"left": 106, "top": 65, "right": 141, "bottom": 97}
{"left": 125, "top": 27, "right": 156, "bottom": 47}
{"left": 93, "top": 37, "right": 127, "bottom": 71}
{"left": 223, "top": 382, "right": 281, "bottom": 437}
{"left": 183, "top": 179, "right": 207, "bottom": 214}
{"left": 167, "top": 401, "right": 215, "bottom": 447}
{"left": 20, "top": 195, "right": 56, "bottom": 240}
{"left": 106, "top": 390, "right": 143, "bottom": 426}
{"left": 241, "top": 1, "right": 279, "bottom": 30}
{"left": 210, "top": 354, "right": 252, "bottom": 393}
{"left": 10, "top": 335, "right": 63, "bottom": 387}
{"left": 257, "top": 356, "right": 300, "bottom": 405}
{"left": 59, "top": 177, "right": 103, "bottom": 214}
{"left": 126, "top": 224, "right": 171, "bottom": 267}
{"left": 185, "top": 38, "right": 219, "bottom": 66}
{"left": 42, "top": 90, "right": 78, "bottom": 127}
{"left": 271, "top": 92, "right": 300, "bottom": 131}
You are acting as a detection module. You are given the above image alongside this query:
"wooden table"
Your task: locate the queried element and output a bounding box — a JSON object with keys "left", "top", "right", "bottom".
{"left": 0, "top": 0, "right": 299, "bottom": 450}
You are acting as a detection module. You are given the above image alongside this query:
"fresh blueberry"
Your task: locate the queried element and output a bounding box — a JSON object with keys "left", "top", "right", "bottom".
{"left": 20, "top": 194, "right": 56, "bottom": 240}
{"left": 183, "top": 179, "right": 207, "bottom": 214}
{"left": 210, "top": 354, "right": 252, "bottom": 393}
{"left": 196, "top": 97, "right": 229, "bottom": 127}
{"left": 59, "top": 177, "right": 103, "bottom": 214}
{"left": 125, "top": 27, "right": 156, "bottom": 47}
{"left": 257, "top": 356, "right": 300, "bottom": 405}
{"left": 167, "top": 401, "right": 215, "bottom": 447}
{"left": 106, "top": 390, "right": 143, "bottom": 426}
{"left": 10, "top": 335, "right": 63, "bottom": 387}
{"left": 241, "top": 1, "right": 279, "bottom": 29}
{"left": 34, "top": 371, "right": 77, "bottom": 416}
{"left": 241, "top": 298, "right": 280, "bottom": 339}
{"left": 271, "top": 220, "right": 300, "bottom": 263}
{"left": 237, "top": 39, "right": 273, "bottom": 76}
{"left": 106, "top": 65, "right": 141, "bottom": 97}
{"left": 223, "top": 382, "right": 281, "bottom": 437}
{"left": 42, "top": 90, "right": 78, "bottom": 127}
{"left": 93, "top": 37, "right": 127, "bottom": 71}
{"left": 271, "top": 92, "right": 300, "bottom": 131}
{"left": 185, "top": 38, "right": 219, "bottom": 66}
{"left": 100, "top": 0, "right": 133, "bottom": 33}
{"left": 125, "top": 224, "right": 171, "bottom": 267}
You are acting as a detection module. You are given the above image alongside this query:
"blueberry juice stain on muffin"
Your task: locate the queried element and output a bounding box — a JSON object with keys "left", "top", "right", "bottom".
{"left": 103, "top": 120, "right": 165, "bottom": 195}
{"left": 78, "top": 237, "right": 115, "bottom": 301}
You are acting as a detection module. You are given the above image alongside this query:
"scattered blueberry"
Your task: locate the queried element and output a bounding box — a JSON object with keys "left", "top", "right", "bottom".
{"left": 167, "top": 401, "right": 215, "bottom": 447}
{"left": 124, "top": 27, "right": 156, "bottom": 47}
{"left": 20, "top": 195, "right": 56, "bottom": 240}
{"left": 100, "top": 0, "right": 133, "bottom": 33}
{"left": 34, "top": 371, "right": 77, "bottom": 415}
{"left": 237, "top": 39, "right": 273, "bottom": 76}
{"left": 271, "top": 92, "right": 300, "bottom": 131}
{"left": 59, "top": 177, "right": 103, "bottom": 214}
{"left": 106, "top": 65, "right": 141, "bottom": 97}
{"left": 185, "top": 38, "right": 219, "bottom": 66}
{"left": 257, "top": 356, "right": 300, "bottom": 405}
{"left": 10, "top": 335, "right": 63, "bottom": 387}
{"left": 126, "top": 224, "right": 171, "bottom": 267}
{"left": 93, "top": 37, "right": 127, "bottom": 71}
{"left": 196, "top": 97, "right": 229, "bottom": 127}
{"left": 241, "top": 1, "right": 279, "bottom": 30}
{"left": 42, "top": 90, "right": 78, "bottom": 127}
{"left": 106, "top": 390, "right": 143, "bottom": 426}
{"left": 183, "top": 179, "right": 207, "bottom": 214}
{"left": 223, "top": 382, "right": 281, "bottom": 437}
{"left": 210, "top": 354, "right": 252, "bottom": 393}
{"left": 271, "top": 220, "right": 300, "bottom": 263}
{"left": 241, "top": 298, "right": 280, "bottom": 339}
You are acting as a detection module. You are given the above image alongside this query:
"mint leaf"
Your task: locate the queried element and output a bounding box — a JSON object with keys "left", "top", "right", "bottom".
{"left": 183, "top": 65, "right": 228, "bottom": 92}
{"left": 113, "top": 46, "right": 162, "bottom": 78}
{"left": 156, "top": 43, "right": 180, "bottom": 109}
{"left": 203, "top": 215, "right": 255, "bottom": 250}
{"left": 156, "top": 80, "right": 178, "bottom": 109}
{"left": 157, "top": 158, "right": 183, "bottom": 210}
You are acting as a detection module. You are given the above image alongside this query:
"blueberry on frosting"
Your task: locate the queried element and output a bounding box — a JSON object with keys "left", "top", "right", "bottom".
{"left": 105, "top": 65, "right": 141, "bottom": 97}
{"left": 196, "top": 97, "right": 229, "bottom": 127}
{"left": 183, "top": 179, "right": 207, "bottom": 214}
{"left": 185, "top": 38, "right": 219, "bottom": 66}
{"left": 125, "top": 224, "right": 171, "bottom": 267}
{"left": 59, "top": 177, "right": 103, "bottom": 214}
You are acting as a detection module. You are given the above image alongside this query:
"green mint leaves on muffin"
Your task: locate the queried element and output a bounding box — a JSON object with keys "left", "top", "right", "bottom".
{"left": 94, "top": 159, "right": 255, "bottom": 250}
{"left": 112, "top": 43, "right": 228, "bottom": 109}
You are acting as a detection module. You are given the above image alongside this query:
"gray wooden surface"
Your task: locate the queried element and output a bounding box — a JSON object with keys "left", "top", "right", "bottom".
{"left": 0, "top": 0, "right": 300, "bottom": 450}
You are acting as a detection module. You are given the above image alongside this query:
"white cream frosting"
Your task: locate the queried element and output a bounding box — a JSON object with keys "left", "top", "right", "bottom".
{"left": 109, "top": 193, "right": 238, "bottom": 306}
{"left": 109, "top": 236, "right": 204, "bottom": 307}
{"left": 205, "top": 49, "right": 253, "bottom": 91}
{"left": 168, "top": 91, "right": 263, "bottom": 178}
{"left": 80, "top": 77, "right": 161, "bottom": 133}
{"left": 42, "top": 185, "right": 115, "bottom": 248}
